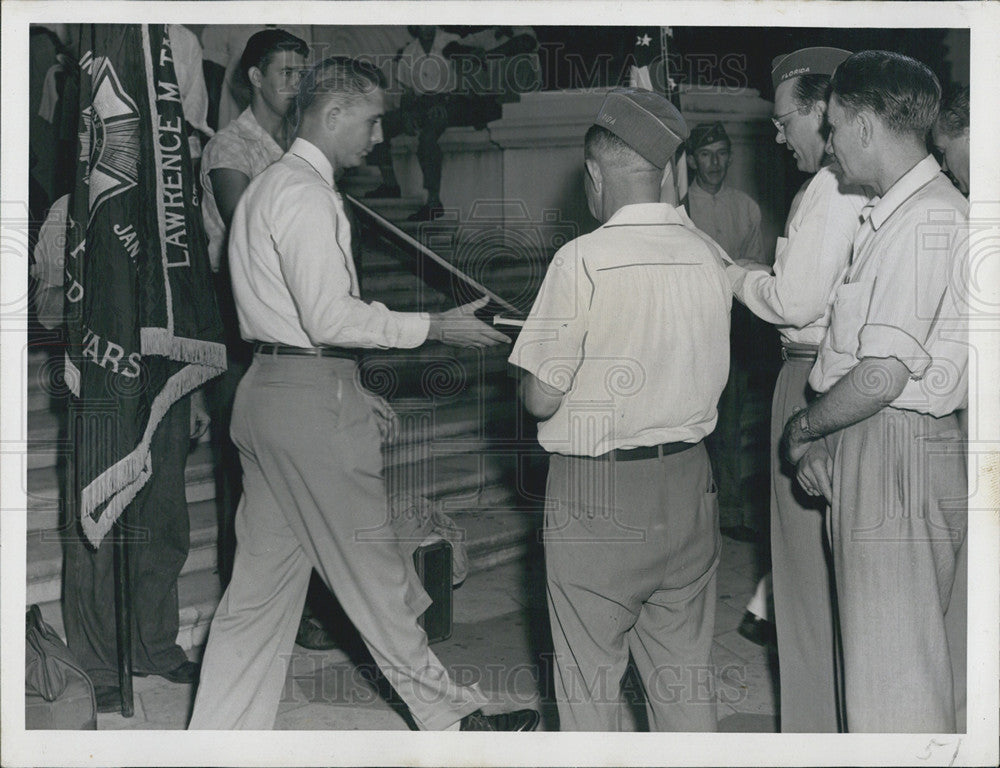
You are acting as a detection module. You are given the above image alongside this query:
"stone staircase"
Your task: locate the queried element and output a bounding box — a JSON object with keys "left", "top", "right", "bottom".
{"left": 24, "top": 166, "right": 552, "bottom": 650}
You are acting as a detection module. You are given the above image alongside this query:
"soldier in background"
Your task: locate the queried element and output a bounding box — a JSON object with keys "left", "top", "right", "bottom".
{"left": 683, "top": 121, "right": 774, "bottom": 544}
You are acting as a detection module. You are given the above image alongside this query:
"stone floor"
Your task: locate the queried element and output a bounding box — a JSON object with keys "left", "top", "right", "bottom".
{"left": 96, "top": 535, "right": 778, "bottom": 732}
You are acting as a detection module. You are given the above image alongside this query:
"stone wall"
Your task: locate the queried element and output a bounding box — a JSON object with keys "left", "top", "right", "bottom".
{"left": 387, "top": 86, "right": 787, "bottom": 261}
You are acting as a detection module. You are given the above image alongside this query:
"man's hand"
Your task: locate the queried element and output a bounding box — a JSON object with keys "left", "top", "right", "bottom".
{"left": 795, "top": 440, "right": 834, "bottom": 503}
{"left": 365, "top": 393, "right": 399, "bottom": 444}
{"left": 189, "top": 389, "right": 210, "bottom": 440}
{"left": 427, "top": 296, "right": 511, "bottom": 348}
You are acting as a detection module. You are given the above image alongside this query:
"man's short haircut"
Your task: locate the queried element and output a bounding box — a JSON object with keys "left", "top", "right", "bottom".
{"left": 296, "top": 56, "right": 386, "bottom": 118}
{"left": 584, "top": 124, "right": 658, "bottom": 172}
{"left": 791, "top": 73, "right": 833, "bottom": 111}
{"left": 830, "top": 50, "right": 941, "bottom": 136}
{"left": 936, "top": 85, "right": 970, "bottom": 136}
{"left": 238, "top": 29, "right": 309, "bottom": 83}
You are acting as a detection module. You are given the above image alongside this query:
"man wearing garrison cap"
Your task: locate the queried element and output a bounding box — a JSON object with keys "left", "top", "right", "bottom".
{"left": 681, "top": 119, "right": 769, "bottom": 548}
{"left": 510, "top": 88, "right": 731, "bottom": 731}
{"left": 725, "top": 45, "right": 868, "bottom": 733}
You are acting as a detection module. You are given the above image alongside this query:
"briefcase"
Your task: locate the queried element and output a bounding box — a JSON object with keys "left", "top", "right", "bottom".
{"left": 413, "top": 540, "right": 453, "bottom": 643}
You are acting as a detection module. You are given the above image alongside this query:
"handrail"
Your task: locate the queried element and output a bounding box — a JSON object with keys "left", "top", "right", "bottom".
{"left": 344, "top": 194, "right": 521, "bottom": 317}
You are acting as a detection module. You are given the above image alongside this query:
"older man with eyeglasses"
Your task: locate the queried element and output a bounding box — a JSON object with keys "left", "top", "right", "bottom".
{"left": 724, "top": 46, "right": 868, "bottom": 732}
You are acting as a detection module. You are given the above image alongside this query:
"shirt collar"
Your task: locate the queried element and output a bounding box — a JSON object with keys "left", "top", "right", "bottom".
{"left": 237, "top": 107, "right": 262, "bottom": 133}
{"left": 688, "top": 179, "right": 726, "bottom": 198}
{"left": 602, "top": 202, "right": 686, "bottom": 228}
{"left": 288, "top": 138, "right": 335, "bottom": 187}
{"left": 238, "top": 107, "right": 282, "bottom": 147}
{"left": 868, "top": 154, "right": 941, "bottom": 231}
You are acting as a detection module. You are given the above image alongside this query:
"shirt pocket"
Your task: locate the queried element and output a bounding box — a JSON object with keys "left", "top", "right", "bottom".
{"left": 826, "top": 281, "right": 871, "bottom": 355}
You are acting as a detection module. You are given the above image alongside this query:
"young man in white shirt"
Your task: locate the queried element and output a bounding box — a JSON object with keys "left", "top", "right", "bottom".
{"left": 189, "top": 57, "right": 537, "bottom": 733}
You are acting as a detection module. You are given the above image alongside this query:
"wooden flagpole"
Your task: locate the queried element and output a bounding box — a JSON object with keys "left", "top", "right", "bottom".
{"left": 345, "top": 195, "right": 521, "bottom": 317}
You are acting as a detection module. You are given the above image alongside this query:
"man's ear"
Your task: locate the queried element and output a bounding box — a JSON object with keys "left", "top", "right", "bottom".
{"left": 324, "top": 101, "right": 342, "bottom": 131}
{"left": 584, "top": 157, "right": 602, "bottom": 191}
{"left": 249, "top": 66, "right": 264, "bottom": 90}
{"left": 857, "top": 110, "right": 875, "bottom": 148}
{"left": 686, "top": 152, "right": 697, "bottom": 171}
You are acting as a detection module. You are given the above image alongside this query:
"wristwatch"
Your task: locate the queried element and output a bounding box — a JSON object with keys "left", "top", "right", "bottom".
{"left": 792, "top": 408, "right": 821, "bottom": 441}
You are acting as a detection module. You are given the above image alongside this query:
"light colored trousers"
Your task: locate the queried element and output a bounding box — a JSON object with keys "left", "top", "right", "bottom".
{"left": 188, "top": 355, "right": 485, "bottom": 729}
{"left": 544, "top": 444, "right": 720, "bottom": 732}
{"left": 769, "top": 358, "right": 840, "bottom": 732}
{"left": 827, "top": 407, "right": 967, "bottom": 733}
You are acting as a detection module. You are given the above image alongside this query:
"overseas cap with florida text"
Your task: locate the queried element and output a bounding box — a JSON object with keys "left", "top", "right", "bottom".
{"left": 593, "top": 88, "right": 689, "bottom": 169}
{"left": 771, "top": 46, "right": 852, "bottom": 91}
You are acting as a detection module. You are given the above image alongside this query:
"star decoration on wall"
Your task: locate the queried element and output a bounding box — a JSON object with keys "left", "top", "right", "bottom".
{"left": 636, "top": 33, "right": 652, "bottom": 47}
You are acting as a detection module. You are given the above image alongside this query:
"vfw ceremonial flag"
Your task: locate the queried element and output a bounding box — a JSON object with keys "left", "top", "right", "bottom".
{"left": 63, "top": 25, "right": 226, "bottom": 547}
{"left": 629, "top": 26, "right": 687, "bottom": 203}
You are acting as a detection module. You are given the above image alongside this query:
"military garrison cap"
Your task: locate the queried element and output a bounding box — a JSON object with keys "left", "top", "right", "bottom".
{"left": 593, "top": 88, "right": 689, "bottom": 169}
{"left": 686, "top": 121, "right": 730, "bottom": 153}
{"left": 771, "top": 46, "right": 852, "bottom": 91}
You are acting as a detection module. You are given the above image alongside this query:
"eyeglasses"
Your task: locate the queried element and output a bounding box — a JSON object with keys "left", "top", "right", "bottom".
{"left": 771, "top": 107, "right": 802, "bottom": 133}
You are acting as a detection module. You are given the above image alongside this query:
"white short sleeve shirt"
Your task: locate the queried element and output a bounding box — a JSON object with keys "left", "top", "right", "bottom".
{"left": 509, "top": 203, "right": 732, "bottom": 456}
{"left": 810, "top": 155, "right": 968, "bottom": 417}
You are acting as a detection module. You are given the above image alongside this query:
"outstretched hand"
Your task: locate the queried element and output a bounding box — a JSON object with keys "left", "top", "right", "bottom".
{"left": 428, "top": 296, "right": 511, "bottom": 348}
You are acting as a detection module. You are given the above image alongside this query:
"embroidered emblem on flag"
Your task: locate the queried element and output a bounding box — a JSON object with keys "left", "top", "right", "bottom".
{"left": 77, "top": 56, "right": 140, "bottom": 216}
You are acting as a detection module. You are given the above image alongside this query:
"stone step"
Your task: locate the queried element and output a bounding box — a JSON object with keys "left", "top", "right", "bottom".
{"left": 25, "top": 478, "right": 530, "bottom": 608}
{"left": 355, "top": 196, "right": 428, "bottom": 224}
{"left": 24, "top": 378, "right": 515, "bottom": 471}
{"left": 25, "top": 418, "right": 524, "bottom": 533}
{"left": 26, "top": 497, "right": 221, "bottom": 607}
{"left": 31, "top": 566, "right": 223, "bottom": 654}
{"left": 30, "top": 505, "right": 539, "bottom": 653}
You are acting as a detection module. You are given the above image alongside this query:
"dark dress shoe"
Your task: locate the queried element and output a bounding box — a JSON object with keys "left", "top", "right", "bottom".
{"left": 134, "top": 659, "right": 200, "bottom": 684}
{"left": 737, "top": 611, "right": 775, "bottom": 647}
{"left": 460, "top": 708, "right": 540, "bottom": 731}
{"left": 364, "top": 183, "right": 402, "bottom": 199}
{"left": 406, "top": 202, "right": 445, "bottom": 222}
{"left": 94, "top": 684, "right": 121, "bottom": 713}
{"left": 720, "top": 525, "right": 758, "bottom": 543}
{"left": 295, "top": 615, "right": 340, "bottom": 651}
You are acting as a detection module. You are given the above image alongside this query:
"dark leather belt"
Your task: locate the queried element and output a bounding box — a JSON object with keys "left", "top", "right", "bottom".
{"left": 253, "top": 342, "right": 360, "bottom": 361}
{"left": 781, "top": 343, "right": 819, "bottom": 362}
{"left": 590, "top": 441, "right": 697, "bottom": 462}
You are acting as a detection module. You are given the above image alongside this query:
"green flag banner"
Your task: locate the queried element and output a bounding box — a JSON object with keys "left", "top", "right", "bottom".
{"left": 63, "top": 24, "right": 225, "bottom": 547}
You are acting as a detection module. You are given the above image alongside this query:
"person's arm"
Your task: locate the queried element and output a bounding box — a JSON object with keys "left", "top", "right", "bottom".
{"left": 783, "top": 355, "right": 910, "bottom": 464}
{"left": 520, "top": 371, "right": 565, "bottom": 420}
{"left": 740, "top": 200, "right": 765, "bottom": 266}
{"left": 275, "top": 186, "right": 506, "bottom": 349}
{"left": 729, "top": 174, "right": 865, "bottom": 327}
{"left": 210, "top": 168, "right": 251, "bottom": 229}
{"left": 509, "top": 241, "right": 587, "bottom": 420}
